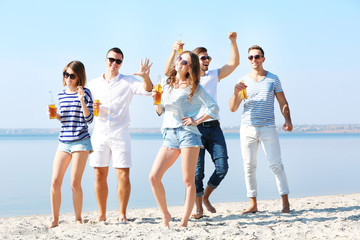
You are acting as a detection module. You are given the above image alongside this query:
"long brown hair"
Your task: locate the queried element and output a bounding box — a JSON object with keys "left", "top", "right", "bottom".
{"left": 62, "top": 61, "right": 87, "bottom": 87}
{"left": 166, "top": 51, "right": 200, "bottom": 101}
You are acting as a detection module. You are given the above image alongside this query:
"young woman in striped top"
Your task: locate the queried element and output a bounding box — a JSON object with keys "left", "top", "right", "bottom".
{"left": 48, "top": 61, "right": 94, "bottom": 228}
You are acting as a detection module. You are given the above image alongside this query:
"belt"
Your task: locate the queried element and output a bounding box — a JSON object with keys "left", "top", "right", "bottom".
{"left": 198, "top": 120, "right": 220, "bottom": 127}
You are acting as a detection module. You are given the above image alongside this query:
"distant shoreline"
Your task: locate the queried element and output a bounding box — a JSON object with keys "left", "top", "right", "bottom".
{"left": 1, "top": 124, "right": 360, "bottom": 135}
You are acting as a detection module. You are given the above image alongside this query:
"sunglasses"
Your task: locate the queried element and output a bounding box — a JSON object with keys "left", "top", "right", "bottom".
{"left": 63, "top": 71, "right": 76, "bottom": 80}
{"left": 248, "top": 55, "right": 262, "bottom": 61}
{"left": 177, "top": 56, "right": 189, "bottom": 66}
{"left": 107, "top": 57, "right": 123, "bottom": 65}
{"left": 200, "top": 56, "right": 212, "bottom": 61}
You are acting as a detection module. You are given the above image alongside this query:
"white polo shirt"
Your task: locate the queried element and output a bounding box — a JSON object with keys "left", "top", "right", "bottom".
{"left": 88, "top": 73, "right": 151, "bottom": 138}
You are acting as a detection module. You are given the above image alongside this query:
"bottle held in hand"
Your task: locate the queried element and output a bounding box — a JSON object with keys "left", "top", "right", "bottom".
{"left": 153, "top": 84, "right": 163, "bottom": 105}
{"left": 48, "top": 91, "right": 57, "bottom": 119}
{"left": 93, "top": 100, "right": 100, "bottom": 116}
{"left": 240, "top": 80, "right": 247, "bottom": 99}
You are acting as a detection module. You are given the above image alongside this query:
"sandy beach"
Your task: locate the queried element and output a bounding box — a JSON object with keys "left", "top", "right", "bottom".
{"left": 1, "top": 193, "right": 359, "bottom": 239}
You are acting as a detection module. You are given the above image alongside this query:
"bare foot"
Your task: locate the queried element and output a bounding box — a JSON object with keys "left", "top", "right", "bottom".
{"left": 282, "top": 204, "right": 291, "bottom": 213}
{"left": 281, "top": 194, "right": 291, "bottom": 213}
{"left": 203, "top": 198, "right": 216, "bottom": 213}
{"left": 241, "top": 205, "right": 258, "bottom": 214}
{"left": 49, "top": 221, "right": 59, "bottom": 228}
{"left": 75, "top": 219, "right": 83, "bottom": 224}
{"left": 177, "top": 220, "right": 188, "bottom": 228}
{"left": 98, "top": 215, "right": 106, "bottom": 222}
{"left": 191, "top": 213, "right": 203, "bottom": 219}
{"left": 163, "top": 213, "right": 171, "bottom": 227}
{"left": 191, "top": 206, "right": 203, "bottom": 219}
{"left": 118, "top": 214, "right": 127, "bottom": 222}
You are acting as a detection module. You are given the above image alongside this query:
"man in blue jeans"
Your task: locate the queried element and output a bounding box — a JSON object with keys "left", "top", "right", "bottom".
{"left": 191, "top": 32, "right": 239, "bottom": 218}
{"left": 164, "top": 32, "right": 239, "bottom": 218}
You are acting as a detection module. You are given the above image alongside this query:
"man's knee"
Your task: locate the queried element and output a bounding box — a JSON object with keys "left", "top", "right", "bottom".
{"left": 269, "top": 161, "right": 284, "bottom": 174}
{"left": 116, "top": 168, "right": 130, "bottom": 184}
{"left": 214, "top": 156, "right": 229, "bottom": 175}
{"left": 244, "top": 162, "right": 257, "bottom": 174}
{"left": 215, "top": 164, "right": 228, "bottom": 179}
{"left": 195, "top": 169, "right": 205, "bottom": 181}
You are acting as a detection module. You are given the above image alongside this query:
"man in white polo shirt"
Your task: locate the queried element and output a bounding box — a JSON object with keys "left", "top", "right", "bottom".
{"left": 229, "top": 45, "right": 292, "bottom": 213}
{"left": 88, "top": 47, "right": 153, "bottom": 222}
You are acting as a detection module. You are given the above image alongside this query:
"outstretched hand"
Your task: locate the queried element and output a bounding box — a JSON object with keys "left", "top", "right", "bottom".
{"left": 133, "top": 58, "right": 153, "bottom": 78}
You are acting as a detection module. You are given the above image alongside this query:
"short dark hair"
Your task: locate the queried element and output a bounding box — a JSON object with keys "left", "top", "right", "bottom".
{"left": 107, "top": 47, "right": 124, "bottom": 59}
{"left": 248, "top": 45, "right": 264, "bottom": 56}
{"left": 192, "top": 47, "right": 208, "bottom": 56}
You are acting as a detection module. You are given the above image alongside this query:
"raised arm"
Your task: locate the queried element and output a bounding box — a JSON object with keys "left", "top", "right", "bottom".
{"left": 219, "top": 32, "right": 240, "bottom": 80}
{"left": 164, "top": 41, "right": 184, "bottom": 77}
{"left": 275, "top": 91, "right": 293, "bottom": 132}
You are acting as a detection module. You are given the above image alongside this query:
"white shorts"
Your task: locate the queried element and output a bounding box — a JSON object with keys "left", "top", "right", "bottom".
{"left": 89, "top": 132, "right": 132, "bottom": 168}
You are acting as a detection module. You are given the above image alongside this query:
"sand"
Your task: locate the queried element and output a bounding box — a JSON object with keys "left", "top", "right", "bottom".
{"left": 1, "top": 193, "right": 359, "bottom": 239}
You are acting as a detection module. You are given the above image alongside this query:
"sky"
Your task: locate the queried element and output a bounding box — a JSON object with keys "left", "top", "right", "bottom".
{"left": 1, "top": 0, "right": 359, "bottom": 129}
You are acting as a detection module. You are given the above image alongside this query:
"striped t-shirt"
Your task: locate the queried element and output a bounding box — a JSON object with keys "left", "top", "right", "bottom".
{"left": 58, "top": 88, "right": 93, "bottom": 142}
{"left": 240, "top": 71, "right": 283, "bottom": 126}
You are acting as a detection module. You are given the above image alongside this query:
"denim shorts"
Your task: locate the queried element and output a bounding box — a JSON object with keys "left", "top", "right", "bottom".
{"left": 162, "top": 127, "right": 203, "bottom": 149}
{"left": 58, "top": 137, "right": 93, "bottom": 154}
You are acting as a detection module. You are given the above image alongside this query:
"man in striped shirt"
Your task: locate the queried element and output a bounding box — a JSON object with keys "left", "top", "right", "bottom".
{"left": 229, "top": 45, "right": 292, "bottom": 213}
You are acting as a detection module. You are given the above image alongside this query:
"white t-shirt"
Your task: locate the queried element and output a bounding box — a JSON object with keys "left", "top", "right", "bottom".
{"left": 88, "top": 73, "right": 151, "bottom": 138}
{"left": 195, "top": 69, "right": 220, "bottom": 121}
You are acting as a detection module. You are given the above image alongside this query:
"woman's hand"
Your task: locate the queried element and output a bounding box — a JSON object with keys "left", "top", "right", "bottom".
{"left": 151, "top": 88, "right": 158, "bottom": 98}
{"left": 77, "top": 86, "right": 85, "bottom": 101}
{"left": 172, "top": 41, "right": 184, "bottom": 52}
{"left": 182, "top": 117, "right": 198, "bottom": 126}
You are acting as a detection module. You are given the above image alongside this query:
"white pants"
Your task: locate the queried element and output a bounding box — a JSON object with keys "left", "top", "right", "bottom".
{"left": 240, "top": 125, "right": 289, "bottom": 197}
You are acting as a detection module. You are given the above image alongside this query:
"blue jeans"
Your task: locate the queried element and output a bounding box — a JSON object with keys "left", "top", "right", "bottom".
{"left": 195, "top": 121, "right": 229, "bottom": 197}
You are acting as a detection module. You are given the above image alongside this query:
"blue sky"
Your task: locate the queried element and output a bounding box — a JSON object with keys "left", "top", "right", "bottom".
{"left": 1, "top": 0, "right": 359, "bottom": 129}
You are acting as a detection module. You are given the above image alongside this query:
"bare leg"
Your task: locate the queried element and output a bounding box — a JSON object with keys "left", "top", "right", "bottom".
{"left": 49, "top": 151, "right": 72, "bottom": 228}
{"left": 281, "top": 194, "right": 290, "bottom": 213}
{"left": 115, "top": 168, "right": 131, "bottom": 222}
{"left": 94, "top": 167, "right": 109, "bottom": 221}
{"left": 191, "top": 196, "right": 203, "bottom": 219}
{"left": 203, "top": 185, "right": 216, "bottom": 213}
{"left": 149, "top": 147, "right": 180, "bottom": 227}
{"left": 178, "top": 147, "right": 200, "bottom": 227}
{"left": 242, "top": 197, "right": 258, "bottom": 214}
{"left": 70, "top": 151, "right": 89, "bottom": 223}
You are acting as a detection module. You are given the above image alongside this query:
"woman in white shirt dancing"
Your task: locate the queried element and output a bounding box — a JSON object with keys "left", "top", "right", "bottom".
{"left": 149, "top": 51, "right": 218, "bottom": 227}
